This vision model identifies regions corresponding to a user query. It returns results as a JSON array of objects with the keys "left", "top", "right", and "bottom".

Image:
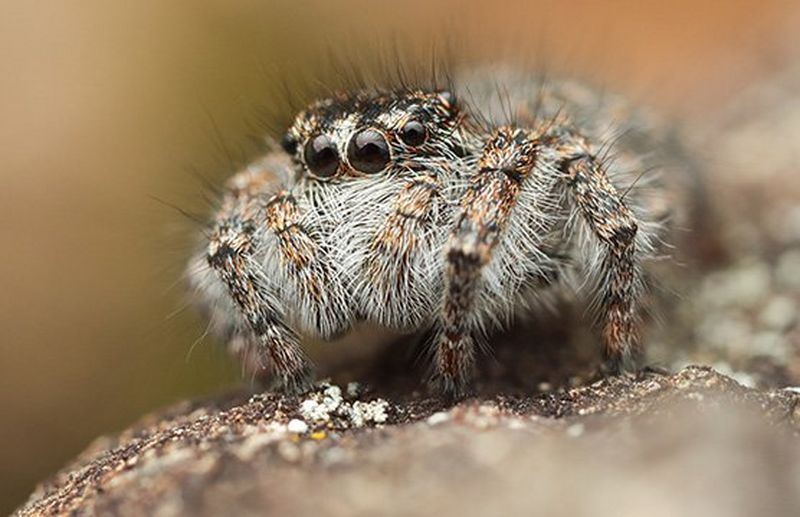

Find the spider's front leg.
[
  {"left": 206, "top": 171, "right": 313, "bottom": 394},
  {"left": 433, "top": 128, "right": 540, "bottom": 396},
  {"left": 361, "top": 172, "right": 441, "bottom": 328},
  {"left": 560, "top": 142, "right": 642, "bottom": 373}
]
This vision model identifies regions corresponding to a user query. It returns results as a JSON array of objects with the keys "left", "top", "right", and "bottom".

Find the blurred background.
[{"left": 1, "top": 0, "right": 798, "bottom": 513}]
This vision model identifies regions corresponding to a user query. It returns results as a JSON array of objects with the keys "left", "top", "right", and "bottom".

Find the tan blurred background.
[{"left": 1, "top": 0, "right": 797, "bottom": 513}]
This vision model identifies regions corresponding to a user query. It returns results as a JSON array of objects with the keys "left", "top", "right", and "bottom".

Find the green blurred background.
[{"left": 1, "top": 0, "right": 795, "bottom": 512}]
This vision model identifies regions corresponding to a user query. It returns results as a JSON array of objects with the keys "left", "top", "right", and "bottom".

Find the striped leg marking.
[
  {"left": 434, "top": 128, "right": 539, "bottom": 395},
  {"left": 564, "top": 153, "right": 641, "bottom": 371},
  {"left": 208, "top": 184, "right": 312, "bottom": 392}
]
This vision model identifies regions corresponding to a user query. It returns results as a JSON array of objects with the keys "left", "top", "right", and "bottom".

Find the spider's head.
[{"left": 280, "top": 89, "right": 467, "bottom": 181}]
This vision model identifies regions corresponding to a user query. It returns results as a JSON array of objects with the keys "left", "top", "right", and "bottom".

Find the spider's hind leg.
[{"left": 561, "top": 147, "right": 644, "bottom": 374}]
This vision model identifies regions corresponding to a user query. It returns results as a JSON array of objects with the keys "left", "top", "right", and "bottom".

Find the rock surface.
[{"left": 16, "top": 367, "right": 800, "bottom": 516}]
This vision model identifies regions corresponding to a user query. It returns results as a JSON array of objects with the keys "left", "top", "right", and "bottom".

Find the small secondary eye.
[
  {"left": 438, "top": 90, "right": 456, "bottom": 109},
  {"left": 399, "top": 119, "right": 427, "bottom": 147},
  {"left": 281, "top": 133, "right": 298, "bottom": 155},
  {"left": 347, "top": 129, "right": 390, "bottom": 174},
  {"left": 304, "top": 134, "right": 340, "bottom": 178}
]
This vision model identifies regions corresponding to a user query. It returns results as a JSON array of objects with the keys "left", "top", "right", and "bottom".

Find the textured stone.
[{"left": 15, "top": 367, "right": 800, "bottom": 517}]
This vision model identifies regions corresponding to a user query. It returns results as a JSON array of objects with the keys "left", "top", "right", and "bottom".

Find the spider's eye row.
[
  {"left": 304, "top": 134, "right": 339, "bottom": 178},
  {"left": 281, "top": 133, "right": 298, "bottom": 155},
  {"left": 347, "top": 128, "right": 390, "bottom": 174},
  {"left": 399, "top": 119, "right": 427, "bottom": 147}
]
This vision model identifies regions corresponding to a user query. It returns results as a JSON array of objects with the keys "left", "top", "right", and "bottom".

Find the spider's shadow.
[{"left": 357, "top": 303, "right": 600, "bottom": 398}]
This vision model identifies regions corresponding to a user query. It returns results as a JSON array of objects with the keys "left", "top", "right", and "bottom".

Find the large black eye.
[
  {"left": 399, "top": 119, "right": 427, "bottom": 146},
  {"left": 347, "top": 129, "right": 390, "bottom": 174},
  {"left": 304, "top": 134, "right": 339, "bottom": 178}
]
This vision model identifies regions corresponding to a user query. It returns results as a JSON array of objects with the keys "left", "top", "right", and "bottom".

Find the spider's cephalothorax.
[{"left": 189, "top": 70, "right": 669, "bottom": 396}]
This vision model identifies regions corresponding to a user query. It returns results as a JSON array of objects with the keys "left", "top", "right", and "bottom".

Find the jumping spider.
[{"left": 189, "top": 69, "right": 669, "bottom": 396}]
